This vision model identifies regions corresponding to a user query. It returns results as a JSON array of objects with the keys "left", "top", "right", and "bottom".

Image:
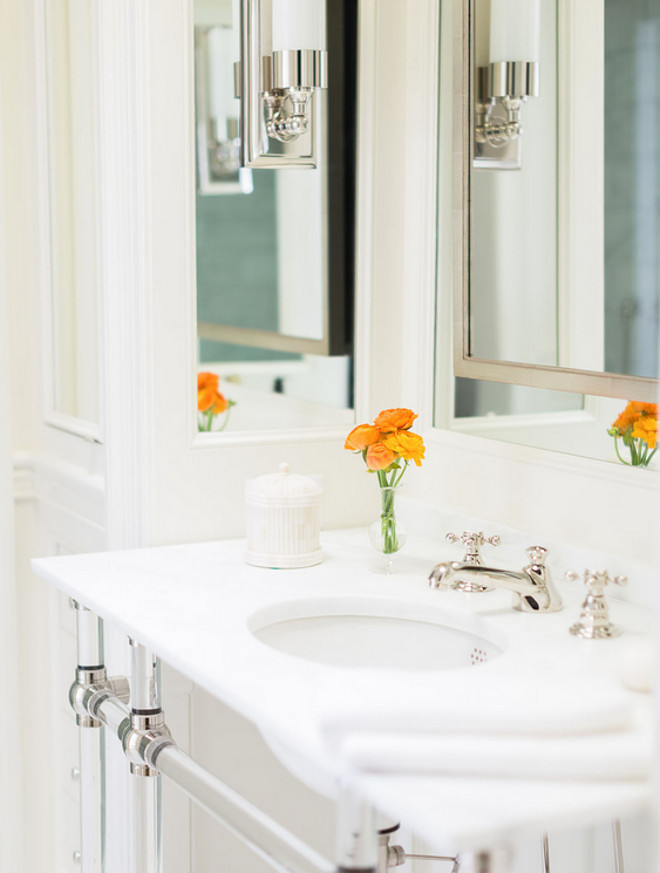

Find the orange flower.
[
  {"left": 632, "top": 416, "right": 657, "bottom": 449},
  {"left": 198, "top": 371, "right": 226, "bottom": 413},
  {"left": 631, "top": 402, "right": 657, "bottom": 416},
  {"left": 382, "top": 429, "right": 426, "bottom": 467},
  {"left": 611, "top": 401, "right": 658, "bottom": 433},
  {"left": 344, "top": 423, "right": 382, "bottom": 451},
  {"left": 198, "top": 371, "right": 219, "bottom": 392},
  {"left": 365, "top": 443, "right": 398, "bottom": 471},
  {"left": 373, "top": 408, "right": 418, "bottom": 432},
  {"left": 210, "top": 392, "right": 228, "bottom": 414}
]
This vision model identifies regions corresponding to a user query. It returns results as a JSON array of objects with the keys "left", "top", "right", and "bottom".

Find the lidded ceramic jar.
[{"left": 244, "top": 462, "right": 323, "bottom": 568}]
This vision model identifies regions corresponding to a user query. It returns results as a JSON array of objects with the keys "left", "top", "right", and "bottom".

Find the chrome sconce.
[
  {"left": 239, "top": 0, "right": 328, "bottom": 168},
  {"left": 474, "top": 0, "right": 541, "bottom": 170}
]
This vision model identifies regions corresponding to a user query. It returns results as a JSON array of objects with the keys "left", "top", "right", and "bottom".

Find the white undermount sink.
[
  {"left": 249, "top": 596, "right": 508, "bottom": 799},
  {"left": 249, "top": 597, "right": 505, "bottom": 671}
]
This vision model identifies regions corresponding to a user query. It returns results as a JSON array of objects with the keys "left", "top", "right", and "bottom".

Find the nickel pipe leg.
[
  {"left": 336, "top": 784, "right": 378, "bottom": 873},
  {"left": 612, "top": 820, "right": 624, "bottom": 873},
  {"left": 72, "top": 603, "right": 106, "bottom": 873},
  {"left": 125, "top": 640, "right": 165, "bottom": 873},
  {"left": 454, "top": 847, "right": 512, "bottom": 873},
  {"left": 541, "top": 834, "right": 550, "bottom": 872}
]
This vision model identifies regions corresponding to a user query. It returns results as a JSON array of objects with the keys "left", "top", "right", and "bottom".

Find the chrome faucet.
[{"left": 428, "top": 546, "right": 563, "bottom": 613}]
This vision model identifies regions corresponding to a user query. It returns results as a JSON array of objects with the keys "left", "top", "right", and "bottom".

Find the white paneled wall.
[{"left": 0, "top": 91, "right": 23, "bottom": 873}]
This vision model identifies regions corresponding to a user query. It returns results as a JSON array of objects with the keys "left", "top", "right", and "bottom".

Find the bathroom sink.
[{"left": 249, "top": 597, "right": 504, "bottom": 671}]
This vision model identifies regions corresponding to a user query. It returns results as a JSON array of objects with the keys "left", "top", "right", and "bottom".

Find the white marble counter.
[{"left": 33, "top": 529, "right": 654, "bottom": 851}]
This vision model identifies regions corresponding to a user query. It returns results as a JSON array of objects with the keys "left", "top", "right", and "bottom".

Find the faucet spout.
[{"left": 429, "top": 546, "right": 562, "bottom": 614}]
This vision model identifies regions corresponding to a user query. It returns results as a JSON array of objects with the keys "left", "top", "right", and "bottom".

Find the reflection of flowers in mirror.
[
  {"left": 197, "top": 371, "right": 236, "bottom": 432},
  {"left": 608, "top": 401, "right": 657, "bottom": 468}
]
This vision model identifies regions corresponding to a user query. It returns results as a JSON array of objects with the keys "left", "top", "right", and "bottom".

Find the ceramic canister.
[{"left": 244, "top": 462, "right": 323, "bottom": 568}]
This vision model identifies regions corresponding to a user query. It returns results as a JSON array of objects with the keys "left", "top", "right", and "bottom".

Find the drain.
[{"left": 470, "top": 647, "right": 488, "bottom": 665}]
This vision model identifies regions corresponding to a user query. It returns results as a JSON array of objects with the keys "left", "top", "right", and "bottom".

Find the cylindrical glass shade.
[
  {"left": 231, "top": 0, "right": 241, "bottom": 61},
  {"left": 489, "top": 0, "right": 541, "bottom": 63},
  {"left": 272, "top": 0, "right": 325, "bottom": 52},
  {"left": 208, "top": 26, "right": 237, "bottom": 138},
  {"left": 261, "top": 0, "right": 273, "bottom": 57}
]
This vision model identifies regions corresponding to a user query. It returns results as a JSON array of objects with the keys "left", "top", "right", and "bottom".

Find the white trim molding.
[{"left": 95, "top": 0, "right": 152, "bottom": 550}]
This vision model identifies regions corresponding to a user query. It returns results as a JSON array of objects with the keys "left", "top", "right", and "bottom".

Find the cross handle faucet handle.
[
  {"left": 445, "top": 530, "right": 500, "bottom": 565},
  {"left": 565, "top": 569, "right": 628, "bottom": 639},
  {"left": 565, "top": 568, "right": 628, "bottom": 597},
  {"left": 526, "top": 546, "right": 548, "bottom": 567}
]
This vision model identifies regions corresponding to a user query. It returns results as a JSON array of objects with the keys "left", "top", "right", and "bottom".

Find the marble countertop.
[{"left": 32, "top": 529, "right": 654, "bottom": 851}]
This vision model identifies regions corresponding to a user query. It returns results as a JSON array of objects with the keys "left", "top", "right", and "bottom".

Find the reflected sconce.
[
  {"left": 237, "top": 0, "right": 328, "bottom": 168},
  {"left": 474, "top": 0, "right": 541, "bottom": 169},
  {"left": 195, "top": 26, "right": 253, "bottom": 194}
]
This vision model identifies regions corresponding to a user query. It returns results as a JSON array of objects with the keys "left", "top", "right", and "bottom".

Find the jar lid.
[{"left": 245, "top": 462, "right": 322, "bottom": 501}]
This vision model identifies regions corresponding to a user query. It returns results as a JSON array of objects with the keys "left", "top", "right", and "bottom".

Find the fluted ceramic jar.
[{"left": 244, "top": 462, "right": 323, "bottom": 569}]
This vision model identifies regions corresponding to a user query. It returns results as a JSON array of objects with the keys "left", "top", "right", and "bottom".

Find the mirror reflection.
[
  {"left": 45, "top": 0, "right": 100, "bottom": 424},
  {"left": 462, "top": 0, "right": 660, "bottom": 394},
  {"left": 435, "top": 0, "right": 659, "bottom": 463},
  {"left": 194, "top": 0, "right": 355, "bottom": 431}
]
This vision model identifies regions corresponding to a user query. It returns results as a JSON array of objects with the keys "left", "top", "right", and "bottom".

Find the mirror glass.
[
  {"left": 456, "top": 0, "right": 659, "bottom": 400},
  {"left": 435, "top": 0, "right": 659, "bottom": 464},
  {"left": 194, "top": 0, "right": 355, "bottom": 432},
  {"left": 44, "top": 0, "right": 100, "bottom": 425}
]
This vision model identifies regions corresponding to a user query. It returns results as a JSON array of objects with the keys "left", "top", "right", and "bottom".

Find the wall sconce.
[
  {"left": 238, "top": 0, "right": 328, "bottom": 168},
  {"left": 474, "top": 0, "right": 541, "bottom": 170}
]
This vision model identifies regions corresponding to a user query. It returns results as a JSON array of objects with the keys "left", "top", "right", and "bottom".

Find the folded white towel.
[
  {"left": 318, "top": 673, "right": 635, "bottom": 744},
  {"left": 316, "top": 671, "right": 651, "bottom": 782},
  {"left": 337, "top": 716, "right": 652, "bottom": 782}
]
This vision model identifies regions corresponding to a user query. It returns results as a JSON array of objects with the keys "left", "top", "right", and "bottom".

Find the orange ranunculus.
[
  {"left": 611, "top": 401, "right": 658, "bottom": 433},
  {"left": 382, "top": 429, "right": 426, "bottom": 467},
  {"left": 210, "top": 391, "right": 228, "bottom": 414},
  {"left": 631, "top": 402, "right": 658, "bottom": 416},
  {"left": 611, "top": 404, "right": 636, "bottom": 433},
  {"left": 198, "top": 371, "right": 226, "bottom": 413},
  {"left": 373, "top": 408, "right": 418, "bottom": 432},
  {"left": 198, "top": 371, "right": 219, "bottom": 392},
  {"left": 632, "top": 416, "right": 657, "bottom": 449},
  {"left": 365, "top": 443, "right": 398, "bottom": 471},
  {"left": 344, "top": 423, "right": 382, "bottom": 451}
]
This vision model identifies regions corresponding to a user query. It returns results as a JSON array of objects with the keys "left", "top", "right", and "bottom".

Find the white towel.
[
  {"left": 336, "top": 715, "right": 652, "bottom": 781},
  {"left": 318, "top": 673, "right": 635, "bottom": 744},
  {"left": 315, "top": 673, "right": 650, "bottom": 781}
]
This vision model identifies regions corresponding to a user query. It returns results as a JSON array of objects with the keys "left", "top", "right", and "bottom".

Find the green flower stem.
[
  {"left": 375, "top": 461, "right": 410, "bottom": 555},
  {"left": 613, "top": 436, "right": 631, "bottom": 466},
  {"left": 612, "top": 434, "right": 656, "bottom": 468},
  {"left": 197, "top": 401, "right": 236, "bottom": 433},
  {"left": 631, "top": 439, "right": 640, "bottom": 466},
  {"left": 215, "top": 402, "right": 234, "bottom": 432},
  {"left": 379, "top": 487, "right": 398, "bottom": 555}
]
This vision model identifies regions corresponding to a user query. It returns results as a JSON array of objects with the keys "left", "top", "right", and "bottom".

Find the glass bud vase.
[{"left": 368, "top": 485, "right": 407, "bottom": 574}]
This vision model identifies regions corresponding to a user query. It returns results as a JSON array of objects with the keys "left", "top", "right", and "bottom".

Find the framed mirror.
[
  {"left": 42, "top": 0, "right": 100, "bottom": 429},
  {"left": 454, "top": 0, "right": 659, "bottom": 403},
  {"left": 195, "top": 0, "right": 356, "bottom": 359}
]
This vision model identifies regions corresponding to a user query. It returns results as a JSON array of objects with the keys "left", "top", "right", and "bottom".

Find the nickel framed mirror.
[{"left": 454, "top": 0, "right": 659, "bottom": 404}]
